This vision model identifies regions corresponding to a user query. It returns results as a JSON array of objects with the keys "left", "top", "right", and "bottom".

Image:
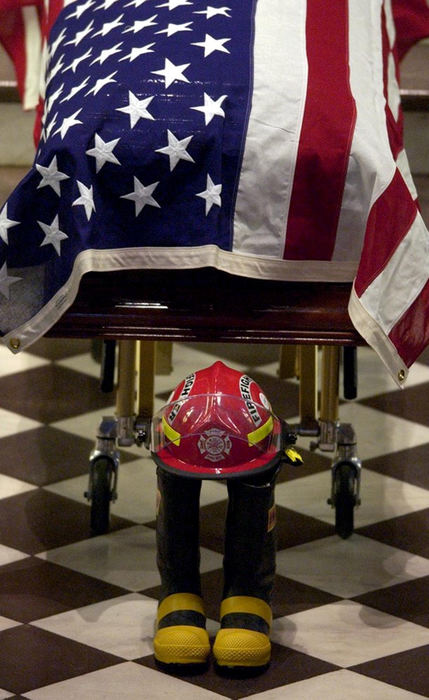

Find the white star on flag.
[
  {"left": 95, "top": 0, "right": 121, "bottom": 9},
  {"left": 125, "top": 0, "right": 153, "bottom": 6},
  {"left": 0, "top": 205, "right": 20, "bottom": 245},
  {"left": 156, "top": 22, "right": 193, "bottom": 37},
  {"left": 54, "top": 109, "right": 83, "bottom": 139},
  {"left": 44, "top": 112, "right": 58, "bottom": 141},
  {"left": 65, "top": 21, "right": 94, "bottom": 47},
  {"left": 123, "top": 15, "right": 158, "bottom": 33},
  {"left": 156, "top": 130, "right": 195, "bottom": 171},
  {"left": 38, "top": 215, "right": 69, "bottom": 255},
  {"left": 119, "top": 43, "right": 156, "bottom": 62},
  {"left": 191, "top": 34, "right": 231, "bottom": 57},
  {"left": 49, "top": 28, "right": 67, "bottom": 58},
  {"left": 86, "top": 72, "right": 118, "bottom": 96},
  {"left": 152, "top": 58, "right": 190, "bottom": 88},
  {"left": 86, "top": 133, "right": 121, "bottom": 172},
  {"left": 73, "top": 181, "right": 96, "bottom": 220},
  {"left": 91, "top": 43, "right": 123, "bottom": 65},
  {"left": 60, "top": 76, "right": 90, "bottom": 102},
  {"left": 63, "top": 48, "right": 93, "bottom": 73},
  {"left": 197, "top": 174, "right": 222, "bottom": 215},
  {"left": 67, "top": 0, "right": 95, "bottom": 20},
  {"left": 36, "top": 156, "right": 69, "bottom": 195},
  {"left": 194, "top": 6, "right": 231, "bottom": 19},
  {"left": 157, "top": 0, "right": 193, "bottom": 9},
  {"left": 0, "top": 263, "right": 21, "bottom": 300},
  {"left": 46, "top": 83, "right": 64, "bottom": 113},
  {"left": 121, "top": 177, "right": 161, "bottom": 215},
  {"left": 116, "top": 91, "right": 155, "bottom": 127},
  {"left": 190, "top": 92, "right": 227, "bottom": 125},
  {"left": 93, "top": 14, "right": 125, "bottom": 37},
  {"left": 47, "top": 55, "right": 65, "bottom": 83}
]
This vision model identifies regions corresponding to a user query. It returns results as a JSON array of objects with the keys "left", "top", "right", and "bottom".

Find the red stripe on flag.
[
  {"left": 283, "top": 0, "right": 356, "bottom": 261},
  {"left": 45, "top": 0, "right": 64, "bottom": 34},
  {"left": 389, "top": 279, "right": 429, "bottom": 367},
  {"left": 354, "top": 169, "right": 417, "bottom": 297},
  {"left": 392, "top": 0, "right": 429, "bottom": 60},
  {"left": 0, "top": 9, "right": 27, "bottom": 104}
]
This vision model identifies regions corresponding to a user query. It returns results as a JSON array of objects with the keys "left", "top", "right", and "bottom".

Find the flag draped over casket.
[{"left": 0, "top": 0, "right": 429, "bottom": 387}]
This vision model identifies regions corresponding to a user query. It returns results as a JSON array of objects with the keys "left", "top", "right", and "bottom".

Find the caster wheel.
[
  {"left": 90, "top": 456, "right": 115, "bottom": 535},
  {"left": 334, "top": 462, "right": 357, "bottom": 539}
]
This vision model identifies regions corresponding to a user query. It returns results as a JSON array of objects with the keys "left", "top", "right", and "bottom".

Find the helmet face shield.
[{"left": 151, "top": 392, "right": 283, "bottom": 479}]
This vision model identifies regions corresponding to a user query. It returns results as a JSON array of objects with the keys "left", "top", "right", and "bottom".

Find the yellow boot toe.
[
  {"left": 213, "top": 596, "right": 272, "bottom": 669},
  {"left": 153, "top": 593, "right": 210, "bottom": 666},
  {"left": 213, "top": 628, "right": 271, "bottom": 668},
  {"left": 154, "top": 625, "right": 210, "bottom": 665}
]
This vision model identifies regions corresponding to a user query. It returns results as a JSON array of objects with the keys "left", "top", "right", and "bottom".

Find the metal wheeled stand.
[
  {"left": 85, "top": 339, "right": 155, "bottom": 534},
  {"left": 86, "top": 339, "right": 361, "bottom": 539},
  {"left": 282, "top": 344, "right": 362, "bottom": 539}
]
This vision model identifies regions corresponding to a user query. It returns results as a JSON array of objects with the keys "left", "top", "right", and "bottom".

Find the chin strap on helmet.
[{"left": 280, "top": 421, "right": 304, "bottom": 467}]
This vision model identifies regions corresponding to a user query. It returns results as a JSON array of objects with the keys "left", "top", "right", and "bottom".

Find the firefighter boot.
[
  {"left": 213, "top": 470, "right": 277, "bottom": 669},
  {"left": 153, "top": 468, "right": 210, "bottom": 666}
]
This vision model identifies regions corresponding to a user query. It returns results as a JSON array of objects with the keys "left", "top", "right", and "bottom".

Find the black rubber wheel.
[
  {"left": 90, "top": 457, "right": 114, "bottom": 535},
  {"left": 334, "top": 462, "right": 356, "bottom": 539}
]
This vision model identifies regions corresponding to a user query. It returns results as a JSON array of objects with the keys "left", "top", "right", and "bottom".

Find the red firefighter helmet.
[{"left": 151, "top": 361, "right": 284, "bottom": 478}]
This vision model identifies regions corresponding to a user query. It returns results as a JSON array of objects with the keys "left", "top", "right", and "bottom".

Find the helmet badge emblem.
[{"left": 198, "top": 429, "right": 232, "bottom": 462}]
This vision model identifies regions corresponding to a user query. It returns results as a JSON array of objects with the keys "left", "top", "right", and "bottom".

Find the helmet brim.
[{"left": 152, "top": 449, "right": 283, "bottom": 479}]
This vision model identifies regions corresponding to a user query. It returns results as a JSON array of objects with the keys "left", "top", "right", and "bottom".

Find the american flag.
[{"left": 0, "top": 0, "right": 429, "bottom": 387}]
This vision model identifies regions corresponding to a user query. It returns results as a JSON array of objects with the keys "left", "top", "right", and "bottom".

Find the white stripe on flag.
[
  {"left": 385, "top": 0, "right": 400, "bottom": 122},
  {"left": 232, "top": 0, "right": 308, "bottom": 258},
  {"left": 22, "top": 6, "right": 42, "bottom": 110},
  {"left": 359, "top": 210, "right": 429, "bottom": 335},
  {"left": 384, "top": 0, "right": 396, "bottom": 49},
  {"left": 39, "top": 40, "right": 49, "bottom": 100},
  {"left": 333, "top": 0, "right": 396, "bottom": 261},
  {"left": 396, "top": 148, "right": 418, "bottom": 200}
]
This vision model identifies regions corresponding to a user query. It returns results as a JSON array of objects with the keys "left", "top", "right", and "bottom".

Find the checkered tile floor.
[{"left": 0, "top": 338, "right": 427, "bottom": 699}]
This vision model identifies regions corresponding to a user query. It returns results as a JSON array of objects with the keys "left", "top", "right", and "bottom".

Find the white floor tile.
[
  {"left": 354, "top": 347, "right": 429, "bottom": 399},
  {"left": 51, "top": 406, "right": 116, "bottom": 440},
  {"left": 33, "top": 593, "right": 158, "bottom": 660},
  {"left": 25, "top": 661, "right": 226, "bottom": 699},
  {"left": 337, "top": 403, "right": 429, "bottom": 461},
  {"left": 0, "top": 473, "right": 36, "bottom": 499},
  {"left": 275, "top": 468, "right": 429, "bottom": 527},
  {"left": 243, "top": 669, "right": 427, "bottom": 699},
  {"left": 45, "top": 456, "right": 227, "bottom": 523},
  {"left": 0, "top": 346, "right": 48, "bottom": 378},
  {"left": 0, "top": 616, "right": 20, "bottom": 633},
  {"left": 37, "top": 525, "right": 222, "bottom": 591},
  {"left": 51, "top": 408, "right": 149, "bottom": 457},
  {"left": 36, "top": 526, "right": 159, "bottom": 591},
  {"left": 272, "top": 600, "right": 429, "bottom": 667},
  {"left": 275, "top": 534, "right": 429, "bottom": 598},
  {"left": 0, "top": 543, "right": 29, "bottom": 567},
  {"left": 0, "top": 408, "right": 41, "bottom": 439},
  {"left": 45, "top": 458, "right": 157, "bottom": 524},
  {"left": 56, "top": 351, "right": 102, "bottom": 378}
]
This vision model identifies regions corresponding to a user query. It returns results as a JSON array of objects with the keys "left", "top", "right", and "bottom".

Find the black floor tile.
[
  {"left": 0, "top": 625, "right": 122, "bottom": 695},
  {"left": 0, "top": 557, "right": 129, "bottom": 623},
  {"left": 351, "top": 645, "right": 429, "bottom": 697}
]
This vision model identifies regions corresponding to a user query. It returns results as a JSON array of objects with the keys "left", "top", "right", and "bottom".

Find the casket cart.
[{"left": 43, "top": 271, "right": 362, "bottom": 539}]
